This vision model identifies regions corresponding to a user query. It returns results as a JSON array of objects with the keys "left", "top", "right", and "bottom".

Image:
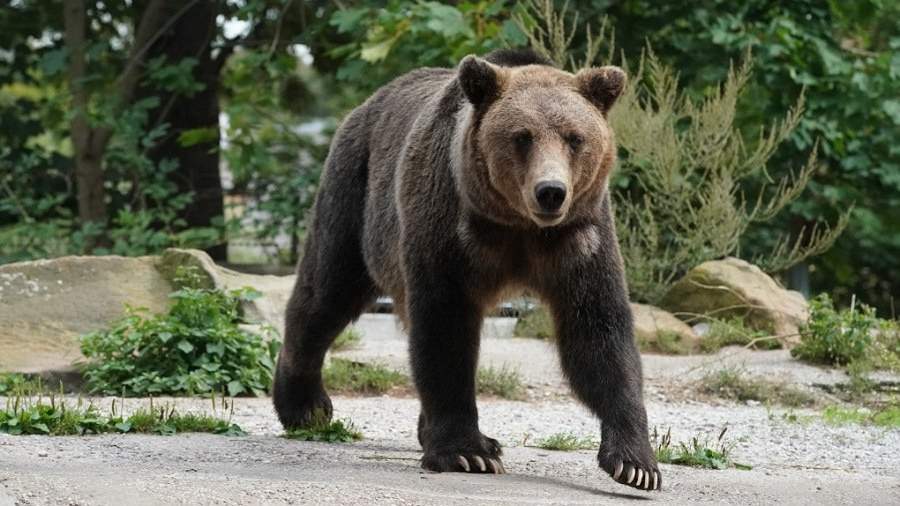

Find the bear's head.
[{"left": 453, "top": 55, "right": 626, "bottom": 229}]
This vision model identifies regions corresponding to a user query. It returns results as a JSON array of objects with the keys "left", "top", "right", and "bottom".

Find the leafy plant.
[
  {"left": 80, "top": 276, "right": 279, "bottom": 397},
  {"left": 0, "top": 394, "right": 244, "bottom": 436},
  {"left": 792, "top": 294, "right": 894, "bottom": 367},
  {"left": 322, "top": 358, "right": 408, "bottom": 395},
  {"left": 0, "top": 374, "right": 45, "bottom": 396},
  {"left": 652, "top": 427, "right": 751, "bottom": 470},
  {"left": 476, "top": 364, "right": 526, "bottom": 400},
  {"left": 536, "top": 433, "right": 596, "bottom": 451}
]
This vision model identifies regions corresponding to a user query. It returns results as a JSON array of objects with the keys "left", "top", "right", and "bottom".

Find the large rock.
[
  {"left": 631, "top": 303, "right": 700, "bottom": 354},
  {"left": 659, "top": 257, "right": 808, "bottom": 342},
  {"left": 0, "top": 249, "right": 296, "bottom": 375},
  {"left": 0, "top": 256, "right": 173, "bottom": 374}
]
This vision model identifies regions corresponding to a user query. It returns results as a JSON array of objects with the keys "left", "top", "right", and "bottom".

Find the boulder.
[
  {"left": 631, "top": 303, "right": 701, "bottom": 354},
  {"left": 0, "top": 249, "right": 296, "bottom": 375},
  {"left": 659, "top": 257, "right": 808, "bottom": 343},
  {"left": 0, "top": 256, "right": 173, "bottom": 374}
]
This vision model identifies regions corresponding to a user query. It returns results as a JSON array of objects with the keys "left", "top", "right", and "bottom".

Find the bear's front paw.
[
  {"left": 597, "top": 437, "right": 661, "bottom": 491},
  {"left": 421, "top": 433, "right": 504, "bottom": 474},
  {"left": 273, "top": 381, "right": 333, "bottom": 430}
]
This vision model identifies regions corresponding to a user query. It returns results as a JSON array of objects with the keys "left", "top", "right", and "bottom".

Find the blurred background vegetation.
[{"left": 1, "top": 0, "right": 897, "bottom": 315}]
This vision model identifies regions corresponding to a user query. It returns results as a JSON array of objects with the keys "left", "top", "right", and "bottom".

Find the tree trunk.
[
  {"left": 74, "top": 151, "right": 108, "bottom": 225},
  {"left": 143, "top": 1, "right": 227, "bottom": 261}
]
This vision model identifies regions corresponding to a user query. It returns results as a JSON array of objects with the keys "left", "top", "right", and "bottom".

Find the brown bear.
[{"left": 273, "top": 48, "right": 660, "bottom": 491}]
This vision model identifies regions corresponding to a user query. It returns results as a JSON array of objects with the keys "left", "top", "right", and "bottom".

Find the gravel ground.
[{"left": 1, "top": 394, "right": 898, "bottom": 505}]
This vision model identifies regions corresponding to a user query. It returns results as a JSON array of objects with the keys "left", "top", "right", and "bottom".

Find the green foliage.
[
  {"left": 700, "top": 317, "right": 780, "bottom": 353},
  {"left": 699, "top": 368, "right": 814, "bottom": 408},
  {"left": 581, "top": 0, "right": 900, "bottom": 313},
  {"left": 536, "top": 433, "right": 596, "bottom": 451},
  {"left": 515, "top": 1, "right": 848, "bottom": 303},
  {"left": 328, "top": 1, "right": 518, "bottom": 94},
  {"left": 322, "top": 359, "right": 407, "bottom": 395},
  {"left": 652, "top": 427, "right": 751, "bottom": 470},
  {"left": 80, "top": 273, "right": 279, "bottom": 397},
  {"left": 0, "top": 374, "right": 45, "bottom": 396},
  {"left": 792, "top": 294, "right": 880, "bottom": 366},
  {"left": 283, "top": 414, "right": 363, "bottom": 443},
  {"left": 0, "top": 395, "right": 244, "bottom": 436},
  {"left": 330, "top": 326, "right": 363, "bottom": 351},
  {"left": 476, "top": 364, "right": 526, "bottom": 400}
]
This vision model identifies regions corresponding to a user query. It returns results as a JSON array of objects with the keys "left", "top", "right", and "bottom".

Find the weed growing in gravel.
[
  {"left": 536, "top": 433, "right": 596, "bottom": 451},
  {"left": 699, "top": 368, "right": 815, "bottom": 407},
  {"left": 322, "top": 358, "right": 407, "bottom": 395},
  {"left": 699, "top": 318, "right": 780, "bottom": 352},
  {"left": 283, "top": 411, "right": 362, "bottom": 443},
  {"left": 330, "top": 327, "right": 363, "bottom": 351},
  {"left": 476, "top": 364, "right": 526, "bottom": 400},
  {"left": 0, "top": 394, "right": 245, "bottom": 436},
  {"left": 80, "top": 267, "right": 280, "bottom": 397},
  {"left": 652, "top": 427, "right": 751, "bottom": 470}
]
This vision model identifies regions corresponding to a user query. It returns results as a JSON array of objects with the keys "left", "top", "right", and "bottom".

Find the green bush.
[
  {"left": 792, "top": 294, "right": 877, "bottom": 366},
  {"left": 80, "top": 281, "right": 279, "bottom": 397}
]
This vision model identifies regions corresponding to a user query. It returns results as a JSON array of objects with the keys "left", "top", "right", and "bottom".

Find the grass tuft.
[
  {"left": 699, "top": 318, "right": 780, "bottom": 352},
  {"left": 283, "top": 412, "right": 362, "bottom": 443},
  {"left": 821, "top": 404, "right": 900, "bottom": 428},
  {"left": 322, "top": 358, "right": 407, "bottom": 395},
  {"left": 330, "top": 327, "right": 363, "bottom": 351},
  {"left": 652, "top": 427, "right": 751, "bottom": 470},
  {"left": 536, "top": 432, "right": 596, "bottom": 451},
  {"left": 476, "top": 364, "right": 526, "bottom": 400}
]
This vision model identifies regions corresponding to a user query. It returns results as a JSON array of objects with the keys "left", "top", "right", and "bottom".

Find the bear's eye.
[
  {"left": 513, "top": 131, "right": 533, "bottom": 151},
  {"left": 565, "top": 133, "right": 584, "bottom": 151}
]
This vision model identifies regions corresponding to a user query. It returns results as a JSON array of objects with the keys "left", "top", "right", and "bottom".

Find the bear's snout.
[{"left": 534, "top": 180, "right": 567, "bottom": 214}]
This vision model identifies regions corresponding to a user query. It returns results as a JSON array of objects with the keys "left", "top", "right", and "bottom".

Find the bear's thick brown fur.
[{"left": 273, "top": 49, "right": 660, "bottom": 491}]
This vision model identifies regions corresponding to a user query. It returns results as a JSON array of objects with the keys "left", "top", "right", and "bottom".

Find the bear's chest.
[{"left": 458, "top": 215, "right": 601, "bottom": 286}]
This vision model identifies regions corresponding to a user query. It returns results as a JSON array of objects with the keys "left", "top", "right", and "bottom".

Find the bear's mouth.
[{"left": 532, "top": 211, "right": 565, "bottom": 227}]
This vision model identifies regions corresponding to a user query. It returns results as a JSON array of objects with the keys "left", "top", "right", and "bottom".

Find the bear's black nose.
[{"left": 535, "top": 180, "right": 567, "bottom": 213}]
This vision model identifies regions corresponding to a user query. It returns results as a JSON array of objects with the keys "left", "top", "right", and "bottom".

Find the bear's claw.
[
  {"left": 607, "top": 460, "right": 660, "bottom": 490},
  {"left": 422, "top": 452, "right": 505, "bottom": 474}
]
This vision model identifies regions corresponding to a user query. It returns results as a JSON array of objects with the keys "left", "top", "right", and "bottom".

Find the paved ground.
[{"left": 1, "top": 314, "right": 899, "bottom": 505}]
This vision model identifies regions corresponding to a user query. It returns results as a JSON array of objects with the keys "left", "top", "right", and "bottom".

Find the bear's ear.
[
  {"left": 575, "top": 66, "right": 627, "bottom": 115},
  {"left": 458, "top": 55, "right": 505, "bottom": 108}
]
